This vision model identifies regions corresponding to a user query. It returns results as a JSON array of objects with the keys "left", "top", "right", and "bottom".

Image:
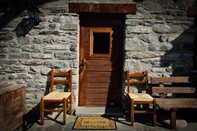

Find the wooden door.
[{"left": 79, "top": 15, "right": 123, "bottom": 106}]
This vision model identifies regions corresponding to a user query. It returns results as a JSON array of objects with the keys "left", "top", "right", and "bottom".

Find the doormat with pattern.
[{"left": 73, "top": 116, "right": 117, "bottom": 130}]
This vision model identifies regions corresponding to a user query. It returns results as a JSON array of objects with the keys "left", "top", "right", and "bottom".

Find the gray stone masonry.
[{"left": 0, "top": 0, "right": 196, "bottom": 112}]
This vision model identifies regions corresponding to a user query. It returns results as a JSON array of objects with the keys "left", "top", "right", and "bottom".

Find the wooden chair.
[
  {"left": 126, "top": 70, "right": 156, "bottom": 126},
  {"left": 40, "top": 68, "right": 72, "bottom": 125}
]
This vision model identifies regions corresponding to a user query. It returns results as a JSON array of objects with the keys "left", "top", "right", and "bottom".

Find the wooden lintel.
[
  {"left": 69, "top": 3, "right": 136, "bottom": 14},
  {"left": 187, "top": 6, "right": 197, "bottom": 16},
  {"left": 0, "top": 3, "right": 9, "bottom": 13}
]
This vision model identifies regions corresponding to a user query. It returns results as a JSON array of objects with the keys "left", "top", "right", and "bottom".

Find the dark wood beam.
[
  {"left": 69, "top": 3, "right": 136, "bottom": 14},
  {"left": 187, "top": 6, "right": 197, "bottom": 16},
  {"left": 0, "top": 3, "right": 9, "bottom": 13}
]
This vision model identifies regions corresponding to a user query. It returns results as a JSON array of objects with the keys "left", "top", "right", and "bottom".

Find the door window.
[
  {"left": 93, "top": 33, "right": 110, "bottom": 54},
  {"left": 90, "top": 28, "right": 112, "bottom": 57}
]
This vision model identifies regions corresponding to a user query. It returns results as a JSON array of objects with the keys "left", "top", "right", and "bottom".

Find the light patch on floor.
[{"left": 75, "top": 107, "right": 124, "bottom": 116}]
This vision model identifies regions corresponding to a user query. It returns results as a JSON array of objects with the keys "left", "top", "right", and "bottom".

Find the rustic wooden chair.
[
  {"left": 126, "top": 70, "right": 156, "bottom": 126},
  {"left": 40, "top": 68, "right": 72, "bottom": 125}
]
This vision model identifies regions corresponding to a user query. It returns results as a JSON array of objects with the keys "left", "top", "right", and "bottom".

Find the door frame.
[{"left": 78, "top": 14, "right": 125, "bottom": 107}]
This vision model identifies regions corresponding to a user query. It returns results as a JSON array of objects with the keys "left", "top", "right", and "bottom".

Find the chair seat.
[
  {"left": 128, "top": 93, "right": 153, "bottom": 101},
  {"left": 43, "top": 92, "right": 71, "bottom": 100}
]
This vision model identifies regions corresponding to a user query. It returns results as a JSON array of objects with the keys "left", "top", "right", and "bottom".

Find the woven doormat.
[{"left": 73, "top": 116, "right": 117, "bottom": 130}]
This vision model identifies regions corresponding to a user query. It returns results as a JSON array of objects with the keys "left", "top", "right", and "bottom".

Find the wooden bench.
[{"left": 151, "top": 76, "right": 197, "bottom": 130}]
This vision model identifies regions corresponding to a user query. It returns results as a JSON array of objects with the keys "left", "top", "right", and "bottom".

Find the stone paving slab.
[
  {"left": 76, "top": 107, "right": 124, "bottom": 116},
  {"left": 22, "top": 112, "right": 197, "bottom": 131},
  {"left": 15, "top": 107, "right": 197, "bottom": 131}
]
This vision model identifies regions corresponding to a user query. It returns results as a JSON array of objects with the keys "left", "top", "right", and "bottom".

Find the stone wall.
[
  {"left": 0, "top": 1, "right": 79, "bottom": 111},
  {"left": 124, "top": 1, "right": 196, "bottom": 76},
  {"left": 0, "top": 0, "right": 196, "bottom": 112},
  {"left": 122, "top": 0, "right": 196, "bottom": 108}
]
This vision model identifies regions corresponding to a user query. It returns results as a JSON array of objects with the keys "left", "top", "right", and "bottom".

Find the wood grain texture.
[
  {"left": 0, "top": 85, "right": 26, "bottom": 131},
  {"left": 69, "top": 3, "right": 136, "bottom": 14},
  {"left": 79, "top": 17, "right": 123, "bottom": 106},
  {"left": 156, "top": 98, "right": 197, "bottom": 108},
  {"left": 151, "top": 76, "right": 197, "bottom": 130}
]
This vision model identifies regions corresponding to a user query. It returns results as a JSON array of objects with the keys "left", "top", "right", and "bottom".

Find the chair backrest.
[
  {"left": 126, "top": 70, "right": 148, "bottom": 93},
  {"left": 50, "top": 68, "right": 72, "bottom": 92}
]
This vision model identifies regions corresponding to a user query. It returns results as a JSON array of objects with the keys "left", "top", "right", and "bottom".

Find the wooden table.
[{"left": 0, "top": 84, "right": 26, "bottom": 131}]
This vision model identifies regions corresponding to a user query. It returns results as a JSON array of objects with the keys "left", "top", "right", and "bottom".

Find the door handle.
[{"left": 80, "top": 59, "right": 87, "bottom": 70}]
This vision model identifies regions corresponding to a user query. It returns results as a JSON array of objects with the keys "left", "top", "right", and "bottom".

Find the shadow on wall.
[
  {"left": 156, "top": 24, "right": 196, "bottom": 76},
  {"left": 14, "top": 2, "right": 41, "bottom": 37},
  {"left": 0, "top": 0, "right": 50, "bottom": 35},
  {"left": 193, "top": 18, "right": 197, "bottom": 70},
  {"left": 156, "top": 1, "right": 197, "bottom": 76},
  {"left": 13, "top": 18, "right": 39, "bottom": 37}
]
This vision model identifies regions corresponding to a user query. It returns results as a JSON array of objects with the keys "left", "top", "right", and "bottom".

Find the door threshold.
[{"left": 75, "top": 107, "right": 124, "bottom": 116}]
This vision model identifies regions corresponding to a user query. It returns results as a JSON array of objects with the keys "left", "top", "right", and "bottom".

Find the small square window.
[
  {"left": 89, "top": 28, "right": 112, "bottom": 57},
  {"left": 93, "top": 33, "right": 110, "bottom": 54}
]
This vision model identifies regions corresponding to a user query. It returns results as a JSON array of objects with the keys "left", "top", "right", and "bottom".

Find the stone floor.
[
  {"left": 20, "top": 107, "right": 197, "bottom": 131},
  {"left": 75, "top": 107, "right": 125, "bottom": 116}
]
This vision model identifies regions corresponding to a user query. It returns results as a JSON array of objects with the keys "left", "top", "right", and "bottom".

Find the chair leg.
[
  {"left": 69, "top": 95, "right": 72, "bottom": 115},
  {"left": 126, "top": 95, "right": 131, "bottom": 114},
  {"left": 131, "top": 98, "right": 134, "bottom": 126},
  {"left": 63, "top": 98, "right": 67, "bottom": 125},
  {"left": 153, "top": 99, "right": 156, "bottom": 126},
  {"left": 50, "top": 103, "right": 54, "bottom": 115},
  {"left": 40, "top": 98, "right": 44, "bottom": 125}
]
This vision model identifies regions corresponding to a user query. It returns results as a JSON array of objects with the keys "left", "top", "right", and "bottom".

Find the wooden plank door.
[{"left": 79, "top": 16, "right": 123, "bottom": 106}]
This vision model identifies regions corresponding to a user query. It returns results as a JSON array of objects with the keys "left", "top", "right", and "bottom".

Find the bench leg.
[{"left": 170, "top": 108, "right": 178, "bottom": 130}]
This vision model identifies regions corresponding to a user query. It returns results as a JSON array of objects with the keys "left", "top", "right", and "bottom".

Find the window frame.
[{"left": 89, "top": 28, "right": 113, "bottom": 58}]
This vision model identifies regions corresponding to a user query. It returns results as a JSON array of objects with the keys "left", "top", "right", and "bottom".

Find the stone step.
[{"left": 75, "top": 107, "right": 124, "bottom": 116}]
